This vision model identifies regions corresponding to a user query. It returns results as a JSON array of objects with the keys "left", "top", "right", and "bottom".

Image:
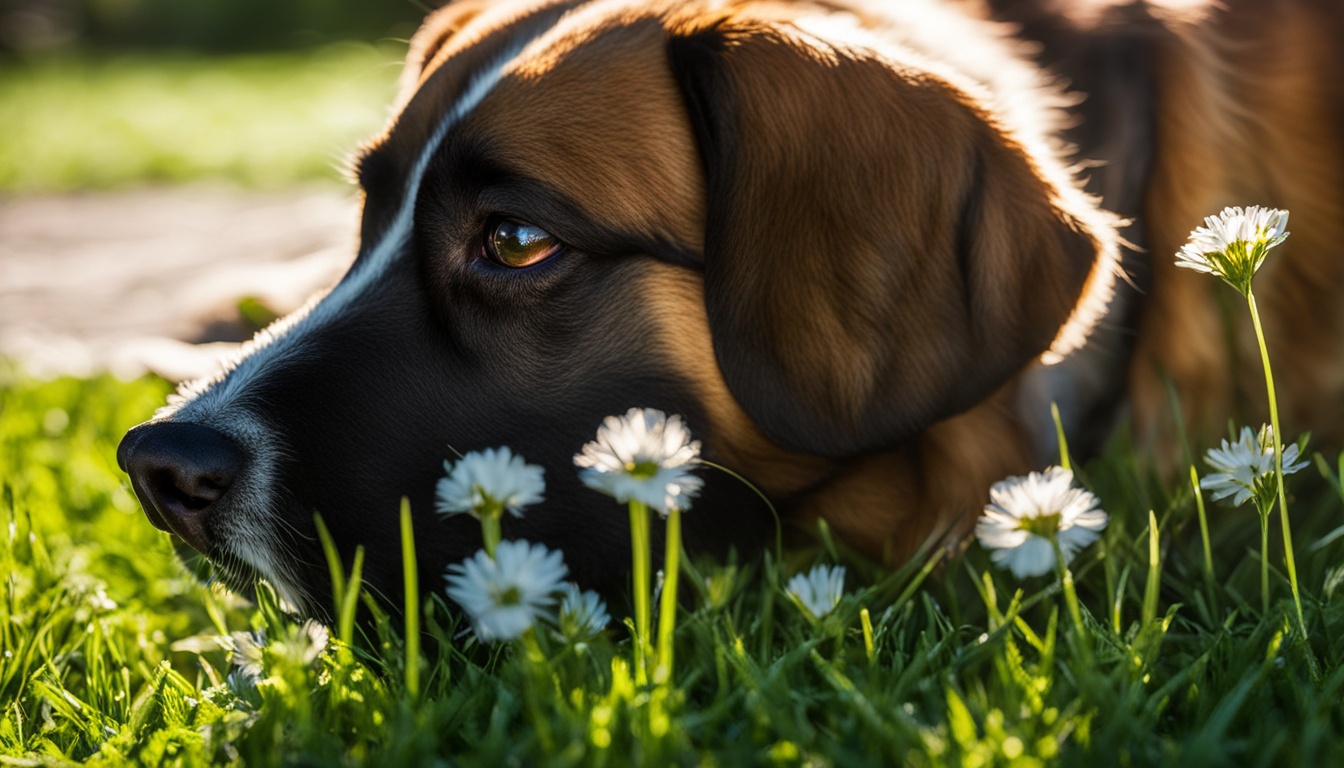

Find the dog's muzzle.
[{"left": 117, "top": 422, "right": 246, "bottom": 555}]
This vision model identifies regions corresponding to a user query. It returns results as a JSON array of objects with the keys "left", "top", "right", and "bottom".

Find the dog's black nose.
[{"left": 117, "top": 422, "right": 244, "bottom": 554}]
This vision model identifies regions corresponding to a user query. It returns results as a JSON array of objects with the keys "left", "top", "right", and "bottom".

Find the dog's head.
[{"left": 117, "top": 0, "right": 1117, "bottom": 615}]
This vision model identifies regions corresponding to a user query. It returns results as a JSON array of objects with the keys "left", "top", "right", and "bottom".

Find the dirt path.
[{"left": 1, "top": 185, "right": 359, "bottom": 381}]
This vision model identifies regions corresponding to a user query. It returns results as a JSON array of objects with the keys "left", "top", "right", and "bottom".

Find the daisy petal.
[
  {"left": 437, "top": 447, "right": 546, "bottom": 518},
  {"left": 975, "top": 467, "right": 1108, "bottom": 578},
  {"left": 574, "top": 408, "right": 703, "bottom": 515},
  {"left": 785, "top": 564, "right": 847, "bottom": 619},
  {"left": 445, "top": 539, "right": 568, "bottom": 642},
  {"left": 1173, "top": 206, "right": 1289, "bottom": 295}
]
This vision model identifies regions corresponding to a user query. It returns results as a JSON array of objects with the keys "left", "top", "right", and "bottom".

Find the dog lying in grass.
[{"left": 117, "top": 0, "right": 1344, "bottom": 616}]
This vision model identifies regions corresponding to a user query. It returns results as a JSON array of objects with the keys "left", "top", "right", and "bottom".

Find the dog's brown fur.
[
  {"left": 1124, "top": 0, "right": 1344, "bottom": 452},
  {"left": 364, "top": 0, "right": 1116, "bottom": 564},
  {"left": 358, "top": 0, "right": 1343, "bottom": 565},
  {"left": 985, "top": 0, "right": 1344, "bottom": 457}
]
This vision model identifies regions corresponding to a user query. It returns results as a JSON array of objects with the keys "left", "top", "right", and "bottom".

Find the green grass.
[
  {"left": 0, "top": 44, "right": 402, "bottom": 193},
  {"left": 3, "top": 369, "right": 1344, "bottom": 765}
]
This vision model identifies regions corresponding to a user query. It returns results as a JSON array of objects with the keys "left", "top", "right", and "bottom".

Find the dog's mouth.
[{"left": 203, "top": 550, "right": 264, "bottom": 601}]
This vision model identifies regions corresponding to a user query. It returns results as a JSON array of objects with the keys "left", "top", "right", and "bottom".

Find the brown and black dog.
[{"left": 117, "top": 0, "right": 1344, "bottom": 615}]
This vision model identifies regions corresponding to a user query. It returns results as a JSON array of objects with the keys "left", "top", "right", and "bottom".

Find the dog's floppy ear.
[
  {"left": 401, "top": 1, "right": 492, "bottom": 94},
  {"left": 667, "top": 17, "right": 1117, "bottom": 458}
]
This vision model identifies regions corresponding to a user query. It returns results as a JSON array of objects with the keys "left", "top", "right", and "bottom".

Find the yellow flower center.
[
  {"left": 1018, "top": 511, "right": 1062, "bottom": 540},
  {"left": 1207, "top": 239, "right": 1270, "bottom": 297},
  {"left": 625, "top": 460, "right": 661, "bottom": 479}
]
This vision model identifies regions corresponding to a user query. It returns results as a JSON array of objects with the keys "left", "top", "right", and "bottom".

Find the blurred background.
[
  {"left": 0, "top": 0, "right": 421, "bottom": 54},
  {"left": 0, "top": 0, "right": 429, "bottom": 379}
]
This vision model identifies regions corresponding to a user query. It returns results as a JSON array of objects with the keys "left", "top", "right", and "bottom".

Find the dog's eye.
[{"left": 485, "top": 219, "right": 562, "bottom": 268}]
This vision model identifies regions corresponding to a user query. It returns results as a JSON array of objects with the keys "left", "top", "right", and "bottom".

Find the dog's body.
[
  {"left": 117, "top": 0, "right": 1344, "bottom": 615},
  {"left": 994, "top": 0, "right": 1344, "bottom": 459}
]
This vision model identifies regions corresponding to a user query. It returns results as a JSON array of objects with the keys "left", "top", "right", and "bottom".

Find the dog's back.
[
  {"left": 1133, "top": 0, "right": 1344, "bottom": 454},
  {"left": 989, "top": 0, "right": 1344, "bottom": 460}
]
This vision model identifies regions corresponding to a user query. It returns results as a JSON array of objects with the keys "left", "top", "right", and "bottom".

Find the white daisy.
[
  {"left": 1175, "top": 206, "right": 1289, "bottom": 296},
  {"left": 444, "top": 539, "right": 568, "bottom": 642},
  {"left": 573, "top": 408, "right": 704, "bottom": 516},
  {"left": 975, "top": 467, "right": 1109, "bottom": 578},
  {"left": 554, "top": 583, "right": 611, "bottom": 641},
  {"left": 786, "top": 564, "right": 847, "bottom": 619},
  {"left": 436, "top": 447, "right": 546, "bottom": 519},
  {"left": 225, "top": 628, "right": 267, "bottom": 682},
  {"left": 1201, "top": 425, "right": 1308, "bottom": 508},
  {"left": 221, "top": 620, "right": 328, "bottom": 685},
  {"left": 280, "top": 620, "right": 329, "bottom": 666}
]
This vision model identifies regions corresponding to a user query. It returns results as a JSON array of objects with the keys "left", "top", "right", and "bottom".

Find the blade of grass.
[
  {"left": 1189, "top": 466, "right": 1219, "bottom": 617},
  {"left": 340, "top": 546, "right": 366, "bottom": 648},
  {"left": 401, "top": 496, "right": 420, "bottom": 698},
  {"left": 313, "top": 514, "right": 346, "bottom": 620},
  {"left": 1051, "top": 401, "right": 1071, "bottom": 471},
  {"left": 1143, "top": 510, "right": 1161, "bottom": 629}
]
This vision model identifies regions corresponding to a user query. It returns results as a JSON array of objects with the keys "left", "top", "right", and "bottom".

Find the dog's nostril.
[
  {"left": 147, "top": 468, "right": 220, "bottom": 511},
  {"left": 117, "top": 422, "right": 247, "bottom": 554}
]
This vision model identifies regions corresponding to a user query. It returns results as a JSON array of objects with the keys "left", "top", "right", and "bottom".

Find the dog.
[{"left": 117, "top": 0, "right": 1344, "bottom": 616}]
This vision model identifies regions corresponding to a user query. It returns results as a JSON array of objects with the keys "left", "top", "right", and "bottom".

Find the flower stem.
[
  {"left": 520, "top": 629, "right": 555, "bottom": 753},
  {"left": 1052, "top": 538, "right": 1091, "bottom": 665},
  {"left": 1258, "top": 504, "right": 1270, "bottom": 616},
  {"left": 480, "top": 507, "right": 501, "bottom": 559},
  {"left": 1246, "top": 290, "right": 1306, "bottom": 635},
  {"left": 654, "top": 506, "right": 682, "bottom": 685},
  {"left": 628, "top": 500, "right": 652, "bottom": 685}
]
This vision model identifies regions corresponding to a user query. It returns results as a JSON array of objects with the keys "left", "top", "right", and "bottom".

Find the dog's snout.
[{"left": 117, "top": 422, "right": 245, "bottom": 554}]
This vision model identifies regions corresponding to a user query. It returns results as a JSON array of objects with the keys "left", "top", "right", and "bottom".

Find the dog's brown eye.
[{"left": 485, "top": 219, "right": 562, "bottom": 268}]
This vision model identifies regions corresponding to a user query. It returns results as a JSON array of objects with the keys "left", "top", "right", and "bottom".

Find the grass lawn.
[
  {"left": 3, "top": 368, "right": 1344, "bottom": 765},
  {"left": 0, "top": 44, "right": 402, "bottom": 192}
]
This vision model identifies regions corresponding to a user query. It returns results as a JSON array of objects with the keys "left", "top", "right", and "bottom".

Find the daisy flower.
[
  {"left": 222, "top": 620, "right": 329, "bottom": 686},
  {"left": 289, "top": 621, "right": 330, "bottom": 665},
  {"left": 1175, "top": 206, "right": 1289, "bottom": 296},
  {"left": 444, "top": 539, "right": 568, "bottom": 642},
  {"left": 224, "top": 628, "right": 267, "bottom": 683},
  {"left": 975, "top": 467, "right": 1109, "bottom": 578},
  {"left": 272, "top": 620, "right": 329, "bottom": 669},
  {"left": 436, "top": 447, "right": 545, "bottom": 519},
  {"left": 573, "top": 407, "right": 703, "bottom": 516},
  {"left": 1175, "top": 204, "right": 1306, "bottom": 635},
  {"left": 554, "top": 583, "right": 611, "bottom": 641},
  {"left": 786, "top": 564, "right": 847, "bottom": 620},
  {"left": 1201, "top": 425, "right": 1308, "bottom": 508}
]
